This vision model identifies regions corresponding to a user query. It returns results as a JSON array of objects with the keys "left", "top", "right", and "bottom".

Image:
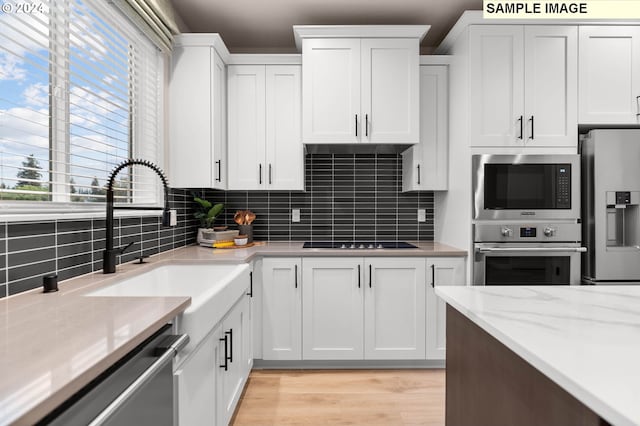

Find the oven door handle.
[
  {"left": 87, "top": 334, "right": 189, "bottom": 426},
  {"left": 477, "top": 247, "right": 587, "bottom": 253}
]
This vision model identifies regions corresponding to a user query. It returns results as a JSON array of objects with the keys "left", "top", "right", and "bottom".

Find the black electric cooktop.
[{"left": 302, "top": 241, "right": 419, "bottom": 249}]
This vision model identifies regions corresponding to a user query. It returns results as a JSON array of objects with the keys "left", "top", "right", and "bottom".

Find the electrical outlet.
[
  {"left": 292, "top": 208, "right": 301, "bottom": 223},
  {"left": 417, "top": 209, "right": 426, "bottom": 223}
]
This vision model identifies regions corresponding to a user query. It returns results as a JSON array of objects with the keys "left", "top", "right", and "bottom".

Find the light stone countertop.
[
  {"left": 436, "top": 285, "right": 640, "bottom": 426},
  {"left": 0, "top": 240, "right": 466, "bottom": 425}
]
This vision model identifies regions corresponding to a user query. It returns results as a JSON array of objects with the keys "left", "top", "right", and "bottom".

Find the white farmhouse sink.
[{"left": 87, "top": 263, "right": 250, "bottom": 357}]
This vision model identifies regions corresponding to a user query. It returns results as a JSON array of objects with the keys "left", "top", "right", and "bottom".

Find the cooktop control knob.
[
  {"left": 358, "top": 244, "right": 365, "bottom": 249},
  {"left": 349, "top": 244, "right": 356, "bottom": 249},
  {"left": 377, "top": 244, "right": 384, "bottom": 249},
  {"left": 544, "top": 227, "right": 555, "bottom": 237},
  {"left": 368, "top": 244, "right": 375, "bottom": 249},
  {"left": 501, "top": 227, "right": 513, "bottom": 237},
  {"left": 340, "top": 244, "right": 347, "bottom": 249}
]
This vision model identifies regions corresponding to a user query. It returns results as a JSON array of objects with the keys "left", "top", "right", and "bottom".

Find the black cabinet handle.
[
  {"left": 226, "top": 329, "right": 233, "bottom": 363},
  {"left": 294, "top": 264, "right": 298, "bottom": 289},
  {"left": 269, "top": 164, "right": 272, "bottom": 185},
  {"left": 215, "top": 160, "right": 222, "bottom": 182},
  {"left": 430, "top": 264, "right": 435, "bottom": 288},
  {"left": 636, "top": 95, "right": 640, "bottom": 114},
  {"left": 355, "top": 114, "right": 358, "bottom": 137},
  {"left": 529, "top": 116, "right": 534, "bottom": 140},
  {"left": 417, "top": 164, "right": 421, "bottom": 185},
  {"left": 517, "top": 115, "right": 523, "bottom": 140},
  {"left": 369, "top": 264, "right": 372, "bottom": 288},
  {"left": 219, "top": 335, "right": 228, "bottom": 371},
  {"left": 259, "top": 164, "right": 262, "bottom": 185},
  {"left": 247, "top": 271, "right": 253, "bottom": 297},
  {"left": 357, "top": 264, "right": 361, "bottom": 288},
  {"left": 365, "top": 114, "right": 368, "bottom": 137}
]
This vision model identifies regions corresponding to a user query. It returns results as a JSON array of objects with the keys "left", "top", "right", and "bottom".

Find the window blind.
[{"left": 0, "top": 0, "right": 163, "bottom": 208}]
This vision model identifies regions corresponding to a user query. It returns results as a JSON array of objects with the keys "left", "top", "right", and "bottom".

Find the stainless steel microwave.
[{"left": 472, "top": 154, "right": 580, "bottom": 221}]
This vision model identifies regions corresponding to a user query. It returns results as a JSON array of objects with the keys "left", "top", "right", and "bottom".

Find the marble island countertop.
[
  {"left": 1, "top": 240, "right": 465, "bottom": 425},
  {"left": 436, "top": 285, "right": 640, "bottom": 426}
]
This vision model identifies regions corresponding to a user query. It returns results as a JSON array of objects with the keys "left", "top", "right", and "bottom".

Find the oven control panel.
[{"left": 475, "top": 223, "right": 581, "bottom": 243}]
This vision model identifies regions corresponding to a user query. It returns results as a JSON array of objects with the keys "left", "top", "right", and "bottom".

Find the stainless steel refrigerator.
[{"left": 581, "top": 129, "right": 640, "bottom": 284}]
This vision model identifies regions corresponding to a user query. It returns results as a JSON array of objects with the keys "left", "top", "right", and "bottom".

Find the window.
[{"left": 0, "top": 0, "right": 163, "bottom": 208}]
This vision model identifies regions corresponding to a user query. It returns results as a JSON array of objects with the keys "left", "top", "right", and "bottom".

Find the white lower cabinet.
[
  {"left": 175, "top": 326, "right": 221, "bottom": 426},
  {"left": 302, "top": 258, "right": 364, "bottom": 360},
  {"left": 425, "top": 257, "right": 466, "bottom": 360},
  {"left": 364, "top": 258, "right": 426, "bottom": 359},
  {"left": 175, "top": 288, "right": 252, "bottom": 425},
  {"left": 262, "top": 258, "right": 302, "bottom": 360},
  {"left": 217, "top": 294, "right": 252, "bottom": 426},
  {"left": 300, "top": 257, "right": 430, "bottom": 361}
]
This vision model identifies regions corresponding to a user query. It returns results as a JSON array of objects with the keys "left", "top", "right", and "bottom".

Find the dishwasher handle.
[
  {"left": 477, "top": 247, "right": 587, "bottom": 253},
  {"left": 88, "top": 334, "right": 189, "bottom": 426}
]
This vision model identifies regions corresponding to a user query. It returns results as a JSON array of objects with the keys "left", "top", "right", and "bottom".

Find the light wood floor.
[{"left": 231, "top": 369, "right": 445, "bottom": 425}]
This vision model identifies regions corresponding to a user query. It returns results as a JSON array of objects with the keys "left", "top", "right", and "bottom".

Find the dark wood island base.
[{"left": 445, "top": 305, "right": 610, "bottom": 426}]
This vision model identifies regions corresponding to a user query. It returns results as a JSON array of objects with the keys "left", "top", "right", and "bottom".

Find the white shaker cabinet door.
[
  {"left": 426, "top": 257, "right": 466, "bottom": 360},
  {"left": 579, "top": 26, "right": 640, "bottom": 124},
  {"left": 402, "top": 65, "right": 448, "bottom": 191},
  {"left": 302, "top": 39, "right": 361, "bottom": 143},
  {"left": 265, "top": 66, "right": 304, "bottom": 190},
  {"left": 262, "top": 258, "right": 302, "bottom": 360},
  {"left": 524, "top": 26, "right": 577, "bottom": 147},
  {"left": 228, "top": 65, "right": 266, "bottom": 190},
  {"left": 364, "top": 258, "right": 426, "bottom": 360},
  {"left": 469, "top": 26, "right": 525, "bottom": 147},
  {"left": 175, "top": 326, "right": 220, "bottom": 426},
  {"left": 361, "top": 38, "right": 419, "bottom": 144},
  {"left": 211, "top": 50, "right": 227, "bottom": 188},
  {"left": 302, "top": 258, "right": 364, "bottom": 360},
  {"left": 169, "top": 45, "right": 213, "bottom": 188}
]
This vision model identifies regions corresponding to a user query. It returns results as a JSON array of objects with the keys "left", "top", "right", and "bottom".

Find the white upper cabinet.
[
  {"left": 169, "top": 36, "right": 227, "bottom": 188},
  {"left": 228, "top": 64, "right": 304, "bottom": 190},
  {"left": 361, "top": 39, "right": 420, "bottom": 143},
  {"left": 228, "top": 65, "right": 266, "bottom": 190},
  {"left": 402, "top": 64, "right": 448, "bottom": 191},
  {"left": 579, "top": 26, "right": 640, "bottom": 124},
  {"left": 469, "top": 25, "right": 577, "bottom": 148},
  {"left": 300, "top": 32, "right": 423, "bottom": 144},
  {"left": 302, "top": 39, "right": 361, "bottom": 143}
]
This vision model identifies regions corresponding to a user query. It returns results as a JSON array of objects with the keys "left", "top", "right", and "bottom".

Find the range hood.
[{"left": 304, "top": 143, "right": 414, "bottom": 155}]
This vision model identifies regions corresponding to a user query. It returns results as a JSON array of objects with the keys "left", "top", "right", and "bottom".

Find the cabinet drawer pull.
[
  {"left": 529, "top": 116, "right": 534, "bottom": 140},
  {"left": 247, "top": 271, "right": 253, "bottom": 297},
  {"left": 369, "top": 264, "right": 372, "bottom": 288},
  {"left": 417, "top": 164, "right": 421, "bottom": 185},
  {"left": 219, "top": 335, "right": 228, "bottom": 371},
  {"left": 365, "top": 114, "right": 369, "bottom": 137},
  {"left": 357, "top": 264, "right": 361, "bottom": 288},
  {"left": 431, "top": 264, "right": 435, "bottom": 288},
  {"left": 259, "top": 164, "right": 262, "bottom": 185},
  {"left": 226, "top": 329, "right": 233, "bottom": 363},
  {"left": 294, "top": 264, "right": 298, "bottom": 289},
  {"left": 269, "top": 164, "right": 272, "bottom": 185},
  {"left": 355, "top": 114, "right": 358, "bottom": 137},
  {"left": 517, "top": 115, "right": 523, "bottom": 140},
  {"left": 215, "top": 160, "right": 222, "bottom": 182}
]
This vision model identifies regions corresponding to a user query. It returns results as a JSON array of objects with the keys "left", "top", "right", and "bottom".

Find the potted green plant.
[{"left": 193, "top": 196, "right": 224, "bottom": 243}]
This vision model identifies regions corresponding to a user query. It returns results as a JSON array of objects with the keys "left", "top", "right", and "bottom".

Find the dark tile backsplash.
[
  {"left": 0, "top": 154, "right": 434, "bottom": 298},
  {"left": 0, "top": 188, "right": 199, "bottom": 298},
  {"left": 201, "top": 154, "right": 434, "bottom": 242}
]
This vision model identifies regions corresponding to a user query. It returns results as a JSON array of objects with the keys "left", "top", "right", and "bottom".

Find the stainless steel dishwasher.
[{"left": 41, "top": 324, "right": 188, "bottom": 426}]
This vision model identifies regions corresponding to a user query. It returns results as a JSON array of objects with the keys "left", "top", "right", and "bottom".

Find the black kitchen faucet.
[{"left": 103, "top": 159, "right": 176, "bottom": 274}]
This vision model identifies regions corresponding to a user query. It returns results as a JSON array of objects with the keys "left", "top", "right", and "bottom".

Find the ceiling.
[{"left": 170, "top": 0, "right": 482, "bottom": 54}]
